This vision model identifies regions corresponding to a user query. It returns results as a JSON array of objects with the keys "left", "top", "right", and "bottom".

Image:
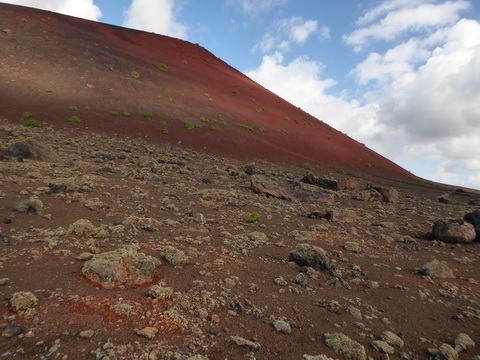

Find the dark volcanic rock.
[
  {"left": 2, "top": 324, "right": 23, "bottom": 338},
  {"left": 301, "top": 173, "right": 340, "bottom": 191},
  {"left": 2, "top": 140, "right": 58, "bottom": 161},
  {"left": 432, "top": 219, "right": 476, "bottom": 243},
  {"left": 464, "top": 210, "right": 480, "bottom": 240},
  {"left": 289, "top": 243, "right": 336, "bottom": 273}
]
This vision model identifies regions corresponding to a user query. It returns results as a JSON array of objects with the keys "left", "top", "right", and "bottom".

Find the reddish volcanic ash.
[{"left": 0, "top": 3, "right": 411, "bottom": 180}]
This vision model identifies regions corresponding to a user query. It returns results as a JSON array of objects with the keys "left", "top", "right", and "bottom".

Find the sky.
[{"left": 2, "top": 0, "right": 480, "bottom": 189}]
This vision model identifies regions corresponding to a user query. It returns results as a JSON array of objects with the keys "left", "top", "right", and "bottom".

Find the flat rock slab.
[
  {"left": 82, "top": 248, "right": 156, "bottom": 288},
  {"left": 251, "top": 174, "right": 334, "bottom": 203}
]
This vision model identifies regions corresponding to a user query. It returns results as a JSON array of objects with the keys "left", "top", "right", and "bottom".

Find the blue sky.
[{"left": 3, "top": 0, "right": 480, "bottom": 189}]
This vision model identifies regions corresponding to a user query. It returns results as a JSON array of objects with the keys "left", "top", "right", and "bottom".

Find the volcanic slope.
[{"left": 0, "top": 2, "right": 412, "bottom": 181}]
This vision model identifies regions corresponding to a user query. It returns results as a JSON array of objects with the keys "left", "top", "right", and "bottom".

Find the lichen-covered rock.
[
  {"left": 421, "top": 259, "right": 454, "bottom": 279},
  {"left": 289, "top": 243, "right": 336, "bottom": 273},
  {"left": 433, "top": 220, "right": 476, "bottom": 243},
  {"left": 303, "top": 355, "right": 336, "bottom": 360},
  {"left": 370, "top": 340, "right": 395, "bottom": 354},
  {"left": 3, "top": 140, "right": 58, "bottom": 161},
  {"left": 14, "top": 196, "right": 43, "bottom": 215},
  {"left": 10, "top": 291, "right": 38, "bottom": 312},
  {"left": 343, "top": 241, "right": 361, "bottom": 253},
  {"left": 148, "top": 285, "right": 173, "bottom": 299},
  {"left": 82, "top": 248, "right": 156, "bottom": 288},
  {"left": 324, "top": 333, "right": 366, "bottom": 360},
  {"left": 454, "top": 333, "right": 475, "bottom": 352},
  {"left": 136, "top": 327, "right": 158, "bottom": 340},
  {"left": 428, "top": 343, "right": 458, "bottom": 360},
  {"left": 346, "top": 306, "right": 362, "bottom": 319},
  {"left": 381, "top": 331, "right": 404, "bottom": 348},
  {"left": 326, "top": 209, "right": 358, "bottom": 223},
  {"left": 164, "top": 246, "right": 190, "bottom": 265},
  {"left": 68, "top": 219, "right": 109, "bottom": 238},
  {"left": 230, "top": 335, "right": 261, "bottom": 350},
  {"left": 273, "top": 320, "right": 291, "bottom": 334}
]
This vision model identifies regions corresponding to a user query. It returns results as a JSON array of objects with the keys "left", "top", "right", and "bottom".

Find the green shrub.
[
  {"left": 166, "top": 97, "right": 173, "bottom": 103},
  {"left": 111, "top": 111, "right": 119, "bottom": 116},
  {"left": 182, "top": 60, "right": 188, "bottom": 65},
  {"left": 283, "top": 117, "right": 290, "bottom": 122},
  {"left": 122, "top": 111, "right": 130, "bottom": 117},
  {"left": 99, "top": 140, "right": 109, "bottom": 145},
  {"left": 453, "top": 206, "right": 466, "bottom": 212},
  {"left": 366, "top": 163, "right": 374, "bottom": 168},
  {"left": 397, "top": 194, "right": 406, "bottom": 201},
  {"left": 234, "top": 123, "right": 254, "bottom": 131},
  {"left": 144, "top": 113, "right": 153, "bottom": 120},
  {"left": 209, "top": 126, "right": 216, "bottom": 131},
  {"left": 232, "top": 89, "right": 238, "bottom": 94},
  {"left": 301, "top": 162, "right": 314, "bottom": 171},
  {"left": 23, "top": 119, "right": 41, "bottom": 128},
  {"left": 294, "top": 119, "right": 300, "bottom": 124},
  {"left": 199, "top": 116, "right": 209, "bottom": 123},
  {"left": 259, "top": 127, "right": 266, "bottom": 132},
  {"left": 159, "top": 121, "right": 167, "bottom": 126},
  {"left": 183, "top": 121, "right": 202, "bottom": 130},
  {"left": 46, "top": 88, "right": 53, "bottom": 93},
  {"left": 256, "top": 108, "right": 265, "bottom": 113},
  {"left": 157, "top": 64, "right": 168, "bottom": 71},
  {"left": 83, "top": 106, "right": 91, "bottom": 111},
  {"left": 130, "top": 71, "right": 140, "bottom": 78},
  {"left": 8, "top": 37, "right": 17, "bottom": 42},
  {"left": 68, "top": 106, "right": 78, "bottom": 111},
  {"left": 100, "top": 191, "right": 111, "bottom": 197},
  {"left": 22, "top": 112, "right": 33, "bottom": 118},
  {"left": 337, "top": 169, "right": 348, "bottom": 175},
  {"left": 68, "top": 116, "right": 81, "bottom": 123},
  {"left": 162, "top": 129, "right": 169, "bottom": 135},
  {"left": 246, "top": 212, "right": 261, "bottom": 223}
]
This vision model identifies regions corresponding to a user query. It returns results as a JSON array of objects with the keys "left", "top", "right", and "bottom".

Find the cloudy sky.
[{"left": 2, "top": 0, "right": 480, "bottom": 189}]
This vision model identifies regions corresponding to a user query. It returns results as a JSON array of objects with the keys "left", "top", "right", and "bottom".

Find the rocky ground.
[{"left": 0, "top": 119, "right": 479, "bottom": 360}]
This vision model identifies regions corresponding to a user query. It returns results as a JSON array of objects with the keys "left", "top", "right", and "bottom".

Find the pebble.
[{"left": 2, "top": 324, "right": 23, "bottom": 338}]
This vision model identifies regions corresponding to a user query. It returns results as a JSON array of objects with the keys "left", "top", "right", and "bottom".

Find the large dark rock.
[
  {"left": 301, "top": 173, "right": 340, "bottom": 191},
  {"left": 2, "top": 140, "right": 58, "bottom": 161},
  {"left": 289, "top": 243, "right": 336, "bottom": 273},
  {"left": 464, "top": 210, "right": 480, "bottom": 241},
  {"left": 432, "top": 219, "right": 476, "bottom": 243},
  {"left": 367, "top": 185, "right": 398, "bottom": 203},
  {"left": 251, "top": 174, "right": 334, "bottom": 203}
]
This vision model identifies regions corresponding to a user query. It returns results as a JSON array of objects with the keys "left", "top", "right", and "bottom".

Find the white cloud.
[
  {"left": 253, "top": 16, "right": 320, "bottom": 54},
  {"left": 1, "top": 0, "right": 101, "bottom": 21},
  {"left": 226, "top": 0, "right": 288, "bottom": 15},
  {"left": 123, "top": 0, "right": 187, "bottom": 39},
  {"left": 344, "top": 0, "right": 470, "bottom": 51}
]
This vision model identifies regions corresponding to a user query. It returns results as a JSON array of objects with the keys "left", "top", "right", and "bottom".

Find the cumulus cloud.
[
  {"left": 253, "top": 16, "right": 320, "bottom": 54},
  {"left": 344, "top": 0, "right": 470, "bottom": 51},
  {"left": 123, "top": 0, "right": 187, "bottom": 39},
  {"left": 1, "top": 0, "right": 102, "bottom": 21},
  {"left": 226, "top": 0, "right": 288, "bottom": 15}
]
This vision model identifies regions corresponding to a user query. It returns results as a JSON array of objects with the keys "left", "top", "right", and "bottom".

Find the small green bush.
[
  {"left": 159, "top": 121, "right": 167, "bottom": 126},
  {"left": 68, "top": 106, "right": 78, "bottom": 111},
  {"left": 283, "top": 117, "right": 290, "bottom": 122},
  {"left": 301, "top": 162, "right": 314, "bottom": 171},
  {"left": 209, "top": 126, "right": 216, "bottom": 131},
  {"left": 294, "top": 119, "right": 300, "bottom": 124},
  {"left": 162, "top": 129, "right": 169, "bottom": 135},
  {"left": 23, "top": 119, "right": 41, "bottom": 128},
  {"left": 157, "top": 64, "right": 168, "bottom": 71},
  {"left": 8, "top": 37, "right": 17, "bottom": 42},
  {"left": 337, "top": 169, "right": 348, "bottom": 175},
  {"left": 144, "top": 113, "right": 153, "bottom": 120},
  {"left": 183, "top": 121, "right": 202, "bottom": 130},
  {"left": 182, "top": 60, "right": 188, "bottom": 65},
  {"left": 166, "top": 97, "right": 173, "bottom": 103},
  {"left": 100, "top": 191, "right": 111, "bottom": 197},
  {"left": 46, "top": 88, "right": 53, "bottom": 93},
  {"left": 453, "top": 206, "right": 466, "bottom": 212},
  {"left": 68, "top": 116, "right": 81, "bottom": 123},
  {"left": 22, "top": 112, "right": 33, "bottom": 118},
  {"left": 130, "top": 71, "right": 140, "bottom": 78},
  {"left": 199, "top": 116, "right": 209, "bottom": 123},
  {"left": 256, "top": 108, "right": 265, "bottom": 113},
  {"left": 234, "top": 123, "right": 254, "bottom": 131},
  {"left": 397, "top": 194, "right": 406, "bottom": 201},
  {"left": 122, "top": 111, "right": 131, "bottom": 117},
  {"left": 246, "top": 212, "right": 261, "bottom": 223},
  {"left": 99, "top": 140, "right": 109, "bottom": 145},
  {"left": 83, "top": 106, "right": 91, "bottom": 111},
  {"left": 259, "top": 127, "right": 266, "bottom": 132},
  {"left": 111, "top": 111, "right": 119, "bottom": 116},
  {"left": 232, "top": 89, "right": 238, "bottom": 94}
]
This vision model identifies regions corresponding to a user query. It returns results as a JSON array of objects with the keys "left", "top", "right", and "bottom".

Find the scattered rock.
[
  {"left": 164, "top": 246, "right": 190, "bottom": 265},
  {"left": 420, "top": 259, "right": 454, "bottom": 279},
  {"left": 432, "top": 220, "right": 476, "bottom": 243},
  {"left": 346, "top": 306, "right": 362, "bottom": 320},
  {"left": 136, "top": 327, "right": 158, "bottom": 340},
  {"left": 324, "top": 333, "right": 366, "bottom": 360},
  {"left": 303, "top": 355, "right": 336, "bottom": 360},
  {"left": 454, "top": 333, "right": 475, "bottom": 352},
  {"left": 230, "top": 335, "right": 261, "bottom": 350},
  {"left": 68, "top": 219, "right": 109, "bottom": 238},
  {"left": 371, "top": 340, "right": 395, "bottom": 354},
  {"left": 381, "top": 331, "right": 404, "bottom": 348},
  {"left": 2, "top": 324, "right": 22, "bottom": 338},
  {"left": 273, "top": 320, "right": 292, "bottom": 334},
  {"left": 82, "top": 248, "right": 156, "bottom": 288},
  {"left": 148, "top": 285, "right": 173, "bottom": 299},
  {"left": 10, "top": 291, "right": 38, "bottom": 312},
  {"left": 369, "top": 186, "right": 398, "bottom": 203},
  {"left": 78, "top": 330, "right": 95, "bottom": 339},
  {"left": 289, "top": 243, "right": 336, "bottom": 273},
  {"left": 326, "top": 209, "right": 358, "bottom": 223},
  {"left": 301, "top": 173, "right": 340, "bottom": 191},
  {"left": 428, "top": 343, "right": 458, "bottom": 360},
  {"left": 343, "top": 241, "right": 361, "bottom": 253},
  {"left": 0, "top": 278, "right": 10, "bottom": 286}
]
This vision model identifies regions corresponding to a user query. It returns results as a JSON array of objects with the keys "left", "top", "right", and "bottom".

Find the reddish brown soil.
[{"left": 0, "top": 4, "right": 479, "bottom": 360}]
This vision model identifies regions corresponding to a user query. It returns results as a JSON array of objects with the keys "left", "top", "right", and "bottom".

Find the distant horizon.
[{"left": 2, "top": 0, "right": 480, "bottom": 190}]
